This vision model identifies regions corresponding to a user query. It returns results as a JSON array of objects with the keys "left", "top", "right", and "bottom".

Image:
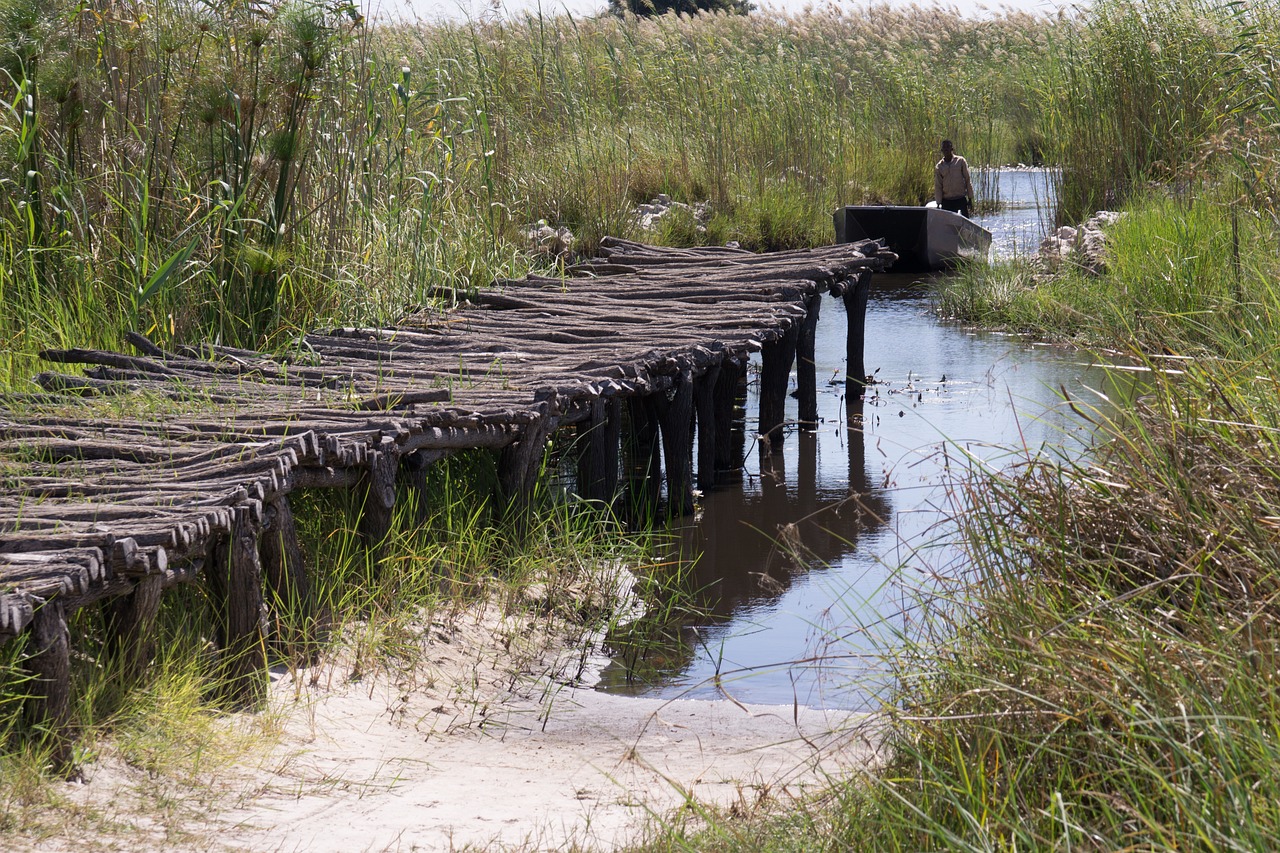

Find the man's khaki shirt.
[{"left": 935, "top": 155, "right": 974, "bottom": 202}]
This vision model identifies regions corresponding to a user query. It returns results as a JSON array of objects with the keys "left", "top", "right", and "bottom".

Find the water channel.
[{"left": 594, "top": 169, "right": 1142, "bottom": 710}]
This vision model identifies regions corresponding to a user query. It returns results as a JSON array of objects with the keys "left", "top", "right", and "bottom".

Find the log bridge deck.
[{"left": 0, "top": 236, "right": 893, "bottom": 762}]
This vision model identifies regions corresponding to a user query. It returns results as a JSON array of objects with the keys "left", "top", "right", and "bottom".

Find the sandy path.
[
  {"left": 36, "top": 603, "right": 878, "bottom": 853},
  {"left": 214, "top": 606, "right": 878, "bottom": 852},
  {"left": 224, "top": 683, "right": 870, "bottom": 851}
]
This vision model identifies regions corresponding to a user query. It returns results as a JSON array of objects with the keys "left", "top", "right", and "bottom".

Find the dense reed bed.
[{"left": 0, "top": 0, "right": 1057, "bottom": 378}]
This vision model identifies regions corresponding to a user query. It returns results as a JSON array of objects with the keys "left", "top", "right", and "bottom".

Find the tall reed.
[
  {"left": 1, "top": 1, "right": 1060, "bottom": 381},
  {"left": 1040, "top": 0, "right": 1254, "bottom": 222}
]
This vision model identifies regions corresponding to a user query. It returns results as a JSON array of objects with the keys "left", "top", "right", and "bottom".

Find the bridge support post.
[
  {"left": 207, "top": 507, "right": 267, "bottom": 707},
  {"left": 261, "top": 495, "right": 316, "bottom": 661},
  {"left": 846, "top": 393, "right": 870, "bottom": 504},
  {"left": 653, "top": 368, "right": 695, "bottom": 516},
  {"left": 624, "top": 396, "right": 663, "bottom": 521},
  {"left": 712, "top": 358, "right": 743, "bottom": 476},
  {"left": 577, "top": 397, "right": 622, "bottom": 505},
  {"left": 797, "top": 293, "right": 822, "bottom": 430},
  {"left": 105, "top": 574, "right": 162, "bottom": 681},
  {"left": 24, "top": 598, "right": 72, "bottom": 771},
  {"left": 359, "top": 438, "right": 398, "bottom": 558},
  {"left": 499, "top": 409, "right": 558, "bottom": 516},
  {"left": 759, "top": 320, "right": 800, "bottom": 453},
  {"left": 843, "top": 271, "right": 872, "bottom": 392},
  {"left": 694, "top": 362, "right": 721, "bottom": 494}
]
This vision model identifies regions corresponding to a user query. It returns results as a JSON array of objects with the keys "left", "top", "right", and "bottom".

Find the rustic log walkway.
[{"left": 0, "top": 236, "right": 893, "bottom": 763}]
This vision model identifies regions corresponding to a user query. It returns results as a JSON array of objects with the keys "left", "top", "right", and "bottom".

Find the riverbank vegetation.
[{"left": 7, "top": 0, "right": 1280, "bottom": 847}]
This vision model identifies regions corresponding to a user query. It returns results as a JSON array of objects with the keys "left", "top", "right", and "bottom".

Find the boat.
[{"left": 833, "top": 205, "right": 992, "bottom": 273}]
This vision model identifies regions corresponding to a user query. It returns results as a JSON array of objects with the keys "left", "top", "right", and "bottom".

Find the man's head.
[{"left": 941, "top": 139, "right": 954, "bottom": 162}]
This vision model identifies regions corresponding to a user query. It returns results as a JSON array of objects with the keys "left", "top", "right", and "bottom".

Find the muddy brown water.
[{"left": 594, "top": 169, "right": 1145, "bottom": 710}]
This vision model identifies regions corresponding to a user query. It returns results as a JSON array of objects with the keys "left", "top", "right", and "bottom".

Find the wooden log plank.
[
  {"left": 0, "top": 549, "right": 104, "bottom": 595},
  {"left": 39, "top": 348, "right": 180, "bottom": 376},
  {"left": 0, "top": 592, "right": 33, "bottom": 638}
]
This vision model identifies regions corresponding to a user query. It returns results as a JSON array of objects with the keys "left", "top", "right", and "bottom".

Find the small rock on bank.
[{"left": 1038, "top": 210, "right": 1123, "bottom": 275}]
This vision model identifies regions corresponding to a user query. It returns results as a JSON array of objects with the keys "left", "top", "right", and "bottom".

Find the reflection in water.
[
  {"left": 596, "top": 390, "right": 893, "bottom": 707},
  {"left": 595, "top": 170, "right": 1142, "bottom": 709},
  {"left": 676, "top": 395, "right": 889, "bottom": 625}
]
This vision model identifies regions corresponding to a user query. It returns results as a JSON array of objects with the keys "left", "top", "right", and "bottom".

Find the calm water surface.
[{"left": 595, "top": 169, "right": 1131, "bottom": 709}]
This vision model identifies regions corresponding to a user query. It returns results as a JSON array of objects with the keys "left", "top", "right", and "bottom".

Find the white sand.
[{"left": 42, "top": 602, "right": 880, "bottom": 853}]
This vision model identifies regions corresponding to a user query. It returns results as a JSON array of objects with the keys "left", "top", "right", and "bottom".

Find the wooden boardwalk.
[{"left": 0, "top": 237, "right": 893, "bottom": 762}]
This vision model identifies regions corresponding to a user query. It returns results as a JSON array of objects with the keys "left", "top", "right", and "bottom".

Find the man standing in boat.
[{"left": 934, "top": 139, "right": 974, "bottom": 218}]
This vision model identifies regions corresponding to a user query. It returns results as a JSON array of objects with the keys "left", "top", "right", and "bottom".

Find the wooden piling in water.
[
  {"left": 712, "top": 358, "right": 744, "bottom": 476},
  {"left": 759, "top": 319, "right": 800, "bottom": 453},
  {"left": 797, "top": 294, "right": 822, "bottom": 430},
  {"left": 843, "top": 270, "right": 873, "bottom": 391},
  {"left": 624, "top": 396, "right": 663, "bottom": 518},
  {"left": 694, "top": 361, "right": 722, "bottom": 494},
  {"left": 653, "top": 368, "right": 695, "bottom": 516}
]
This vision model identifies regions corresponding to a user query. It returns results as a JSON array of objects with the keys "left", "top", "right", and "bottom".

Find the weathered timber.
[
  {"left": 759, "top": 319, "right": 801, "bottom": 453},
  {"left": 359, "top": 438, "right": 399, "bottom": 557},
  {"left": 797, "top": 294, "right": 821, "bottom": 430},
  {"left": 623, "top": 396, "right": 663, "bottom": 519},
  {"left": 652, "top": 367, "right": 695, "bottom": 516},
  {"left": 576, "top": 398, "right": 621, "bottom": 505},
  {"left": 206, "top": 508, "right": 267, "bottom": 707},
  {"left": 0, "top": 236, "right": 895, "bottom": 763},
  {"left": 260, "top": 495, "right": 317, "bottom": 660},
  {"left": 105, "top": 574, "right": 162, "bottom": 680},
  {"left": 844, "top": 270, "right": 873, "bottom": 390},
  {"left": 712, "top": 359, "right": 745, "bottom": 475},
  {"left": 499, "top": 408, "right": 560, "bottom": 512},
  {"left": 694, "top": 362, "right": 722, "bottom": 493},
  {"left": 24, "top": 597, "right": 72, "bottom": 769}
]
